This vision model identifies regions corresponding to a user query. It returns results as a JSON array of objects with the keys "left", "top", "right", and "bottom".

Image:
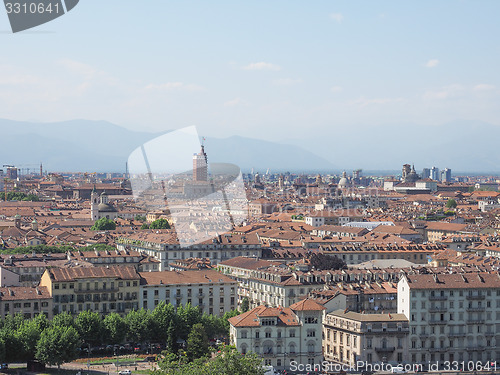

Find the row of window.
[
  {"left": 411, "top": 324, "right": 491, "bottom": 335},
  {"left": 54, "top": 280, "right": 138, "bottom": 290},
  {"left": 412, "top": 300, "right": 494, "bottom": 309},
  {"left": 411, "top": 289, "right": 500, "bottom": 297},
  {"left": 410, "top": 312, "right": 490, "bottom": 322},
  {"left": 3, "top": 301, "right": 49, "bottom": 310},
  {"left": 241, "top": 329, "right": 298, "bottom": 339}
]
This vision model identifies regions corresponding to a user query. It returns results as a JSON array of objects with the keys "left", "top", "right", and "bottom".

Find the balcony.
[
  {"left": 429, "top": 320, "right": 447, "bottom": 325},
  {"left": 197, "top": 293, "right": 204, "bottom": 297},
  {"left": 429, "top": 306, "right": 447, "bottom": 312},
  {"left": 375, "top": 346, "right": 396, "bottom": 353},
  {"left": 467, "top": 319, "right": 485, "bottom": 324},
  {"left": 466, "top": 294, "right": 485, "bottom": 300},
  {"left": 429, "top": 295, "right": 447, "bottom": 301},
  {"left": 435, "top": 347, "right": 448, "bottom": 352},
  {"left": 448, "top": 332, "right": 466, "bottom": 337},
  {"left": 466, "top": 345, "right": 485, "bottom": 351},
  {"left": 75, "top": 287, "right": 119, "bottom": 293},
  {"left": 485, "top": 331, "right": 494, "bottom": 336},
  {"left": 466, "top": 306, "right": 485, "bottom": 312}
]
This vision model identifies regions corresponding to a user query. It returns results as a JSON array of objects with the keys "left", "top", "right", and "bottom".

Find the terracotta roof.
[
  {"left": 228, "top": 305, "right": 301, "bottom": 327},
  {"left": 403, "top": 272, "right": 500, "bottom": 289},
  {"left": 47, "top": 266, "right": 139, "bottom": 281},
  {"left": 328, "top": 309, "right": 408, "bottom": 322},
  {"left": 0, "top": 286, "right": 51, "bottom": 300},
  {"left": 139, "top": 270, "right": 236, "bottom": 285},
  {"left": 289, "top": 298, "right": 326, "bottom": 311}
]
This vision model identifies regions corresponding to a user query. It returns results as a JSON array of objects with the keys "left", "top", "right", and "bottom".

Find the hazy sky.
[{"left": 1, "top": 0, "right": 499, "bottom": 142}]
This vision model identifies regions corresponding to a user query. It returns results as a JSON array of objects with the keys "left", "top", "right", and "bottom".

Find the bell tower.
[{"left": 90, "top": 185, "right": 99, "bottom": 221}]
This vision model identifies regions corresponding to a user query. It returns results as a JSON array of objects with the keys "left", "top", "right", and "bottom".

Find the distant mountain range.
[
  {"left": 0, "top": 119, "right": 335, "bottom": 173},
  {"left": 1, "top": 118, "right": 499, "bottom": 174}
]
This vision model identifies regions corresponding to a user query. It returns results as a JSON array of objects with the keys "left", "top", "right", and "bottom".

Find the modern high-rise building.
[
  {"left": 193, "top": 145, "right": 208, "bottom": 182},
  {"left": 422, "top": 168, "right": 430, "bottom": 179},
  {"left": 6, "top": 167, "right": 17, "bottom": 180},
  {"left": 441, "top": 168, "right": 452, "bottom": 183},
  {"left": 430, "top": 167, "right": 439, "bottom": 181}
]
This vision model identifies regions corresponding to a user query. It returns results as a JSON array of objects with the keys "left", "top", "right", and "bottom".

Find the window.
[
  {"left": 306, "top": 329, "right": 316, "bottom": 337},
  {"left": 290, "top": 329, "right": 296, "bottom": 338},
  {"left": 255, "top": 331, "right": 260, "bottom": 339}
]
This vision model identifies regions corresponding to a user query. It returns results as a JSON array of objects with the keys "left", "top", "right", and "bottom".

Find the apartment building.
[
  {"left": 0, "top": 286, "right": 53, "bottom": 319},
  {"left": 68, "top": 249, "right": 160, "bottom": 272},
  {"left": 220, "top": 256, "right": 402, "bottom": 309},
  {"left": 139, "top": 270, "right": 237, "bottom": 315},
  {"left": 229, "top": 298, "right": 325, "bottom": 371},
  {"left": 398, "top": 272, "right": 500, "bottom": 365},
  {"left": 323, "top": 310, "right": 409, "bottom": 366},
  {"left": 0, "top": 253, "right": 70, "bottom": 286},
  {"left": 116, "top": 231, "right": 262, "bottom": 270},
  {"left": 40, "top": 266, "right": 140, "bottom": 315},
  {"left": 309, "top": 281, "right": 398, "bottom": 314}
]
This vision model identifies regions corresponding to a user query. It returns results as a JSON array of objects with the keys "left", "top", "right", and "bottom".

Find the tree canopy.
[
  {"left": 35, "top": 325, "right": 80, "bottom": 367},
  {"left": 155, "top": 345, "right": 264, "bottom": 375},
  {"left": 309, "top": 252, "right": 347, "bottom": 270},
  {"left": 142, "top": 218, "right": 171, "bottom": 230},
  {"left": 446, "top": 199, "right": 458, "bottom": 209},
  {"left": 90, "top": 217, "right": 117, "bottom": 231}
]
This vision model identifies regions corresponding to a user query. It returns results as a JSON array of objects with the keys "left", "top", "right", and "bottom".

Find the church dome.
[
  {"left": 97, "top": 203, "right": 117, "bottom": 212},
  {"left": 338, "top": 171, "right": 349, "bottom": 188}
]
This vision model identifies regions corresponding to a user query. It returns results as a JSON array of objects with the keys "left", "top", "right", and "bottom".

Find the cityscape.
[
  {"left": 2, "top": 148, "right": 500, "bottom": 373},
  {"left": 2, "top": 1, "right": 500, "bottom": 375}
]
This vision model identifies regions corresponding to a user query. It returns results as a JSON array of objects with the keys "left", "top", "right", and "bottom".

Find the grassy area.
[{"left": 89, "top": 358, "right": 138, "bottom": 365}]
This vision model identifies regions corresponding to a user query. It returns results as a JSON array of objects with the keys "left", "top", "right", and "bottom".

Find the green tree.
[
  {"left": 124, "top": 308, "right": 153, "bottom": 343},
  {"left": 35, "top": 325, "right": 80, "bottom": 368},
  {"left": 90, "top": 217, "right": 117, "bottom": 231},
  {"left": 0, "top": 328, "right": 23, "bottom": 362},
  {"left": 186, "top": 323, "right": 209, "bottom": 360},
  {"left": 103, "top": 313, "right": 127, "bottom": 344},
  {"left": 150, "top": 302, "right": 176, "bottom": 342},
  {"left": 240, "top": 298, "right": 249, "bottom": 313},
  {"left": 446, "top": 199, "right": 458, "bottom": 209},
  {"left": 135, "top": 215, "right": 147, "bottom": 222},
  {"left": 149, "top": 218, "right": 170, "bottom": 229},
  {"left": 220, "top": 310, "right": 241, "bottom": 336},
  {"left": 51, "top": 312, "right": 75, "bottom": 328},
  {"left": 155, "top": 345, "right": 264, "bottom": 375},
  {"left": 17, "top": 313, "right": 50, "bottom": 359},
  {"left": 166, "top": 321, "right": 177, "bottom": 354},
  {"left": 0, "top": 336, "right": 5, "bottom": 363},
  {"left": 75, "top": 311, "right": 103, "bottom": 346},
  {"left": 176, "top": 303, "right": 202, "bottom": 340},
  {"left": 141, "top": 223, "right": 150, "bottom": 230},
  {"left": 309, "top": 253, "right": 346, "bottom": 271}
]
